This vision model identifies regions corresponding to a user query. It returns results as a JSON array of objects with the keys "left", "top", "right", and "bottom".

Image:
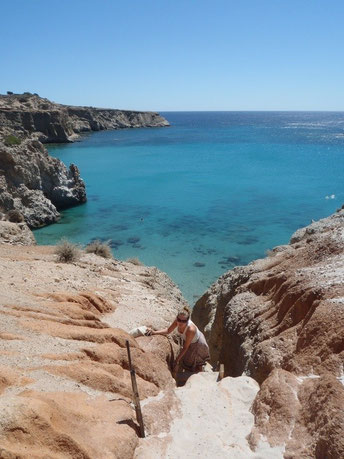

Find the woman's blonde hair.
[{"left": 177, "top": 305, "right": 191, "bottom": 319}]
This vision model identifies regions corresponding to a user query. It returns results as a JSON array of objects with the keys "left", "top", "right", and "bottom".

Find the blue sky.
[{"left": 1, "top": 0, "right": 343, "bottom": 111}]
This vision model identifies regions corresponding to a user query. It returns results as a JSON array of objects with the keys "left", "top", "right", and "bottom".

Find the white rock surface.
[{"left": 136, "top": 373, "right": 284, "bottom": 458}]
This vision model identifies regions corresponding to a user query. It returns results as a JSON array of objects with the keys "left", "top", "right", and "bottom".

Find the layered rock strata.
[
  {"left": 0, "top": 244, "right": 185, "bottom": 458},
  {"left": 192, "top": 208, "right": 344, "bottom": 457},
  {"left": 0, "top": 138, "right": 86, "bottom": 227},
  {"left": 0, "top": 92, "right": 169, "bottom": 142}
]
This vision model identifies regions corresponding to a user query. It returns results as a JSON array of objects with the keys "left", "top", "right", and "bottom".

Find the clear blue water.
[{"left": 34, "top": 112, "right": 344, "bottom": 304}]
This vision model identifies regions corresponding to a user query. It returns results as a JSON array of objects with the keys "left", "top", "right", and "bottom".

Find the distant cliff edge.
[{"left": 0, "top": 92, "right": 169, "bottom": 143}]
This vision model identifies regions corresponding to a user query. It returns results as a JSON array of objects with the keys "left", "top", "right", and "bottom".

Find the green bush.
[
  {"left": 85, "top": 240, "right": 113, "bottom": 259},
  {"left": 55, "top": 239, "right": 81, "bottom": 263},
  {"left": 4, "top": 135, "right": 21, "bottom": 146}
]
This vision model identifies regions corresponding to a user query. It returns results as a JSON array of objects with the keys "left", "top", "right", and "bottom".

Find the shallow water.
[{"left": 34, "top": 112, "right": 344, "bottom": 304}]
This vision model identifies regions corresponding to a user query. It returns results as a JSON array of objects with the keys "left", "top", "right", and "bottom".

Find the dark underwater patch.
[
  {"left": 236, "top": 236, "right": 259, "bottom": 245},
  {"left": 218, "top": 254, "right": 243, "bottom": 268},
  {"left": 127, "top": 236, "right": 140, "bottom": 244},
  {"left": 109, "top": 240, "right": 123, "bottom": 248},
  {"left": 88, "top": 195, "right": 100, "bottom": 201},
  {"left": 89, "top": 236, "right": 107, "bottom": 243},
  {"left": 112, "top": 224, "right": 129, "bottom": 231}
]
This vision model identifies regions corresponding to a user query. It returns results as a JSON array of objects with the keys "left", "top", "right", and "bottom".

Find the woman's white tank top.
[{"left": 177, "top": 319, "right": 200, "bottom": 344}]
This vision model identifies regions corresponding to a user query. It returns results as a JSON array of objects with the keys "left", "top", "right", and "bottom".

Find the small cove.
[{"left": 34, "top": 112, "right": 344, "bottom": 304}]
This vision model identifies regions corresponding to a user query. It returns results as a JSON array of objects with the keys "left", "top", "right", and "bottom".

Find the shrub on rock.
[
  {"left": 85, "top": 240, "right": 113, "bottom": 259},
  {"left": 55, "top": 239, "right": 81, "bottom": 263},
  {"left": 4, "top": 135, "right": 21, "bottom": 146},
  {"left": 6, "top": 209, "right": 25, "bottom": 223},
  {"left": 127, "top": 257, "right": 143, "bottom": 266}
]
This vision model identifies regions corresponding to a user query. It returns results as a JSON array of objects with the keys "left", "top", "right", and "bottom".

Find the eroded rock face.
[
  {"left": 0, "top": 92, "right": 169, "bottom": 142},
  {"left": 192, "top": 208, "right": 344, "bottom": 457},
  {"left": 0, "top": 244, "right": 183, "bottom": 458},
  {"left": 0, "top": 138, "right": 86, "bottom": 227},
  {"left": 0, "top": 391, "right": 138, "bottom": 458},
  {"left": 249, "top": 369, "right": 344, "bottom": 458}
]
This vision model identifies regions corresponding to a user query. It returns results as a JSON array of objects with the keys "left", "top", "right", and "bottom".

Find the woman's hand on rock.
[{"left": 145, "top": 328, "right": 153, "bottom": 336}]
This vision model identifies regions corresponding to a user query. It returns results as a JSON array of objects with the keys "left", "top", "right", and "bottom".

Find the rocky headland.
[
  {"left": 0, "top": 92, "right": 169, "bottom": 143},
  {"left": 0, "top": 208, "right": 343, "bottom": 458},
  {"left": 0, "top": 92, "right": 169, "bottom": 228}
]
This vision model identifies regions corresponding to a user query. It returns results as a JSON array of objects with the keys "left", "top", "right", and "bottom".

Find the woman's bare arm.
[{"left": 146, "top": 319, "right": 178, "bottom": 336}]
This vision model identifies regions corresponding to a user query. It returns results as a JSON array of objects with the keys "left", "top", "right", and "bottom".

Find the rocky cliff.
[
  {"left": 192, "top": 208, "right": 344, "bottom": 457},
  {"left": 0, "top": 137, "right": 86, "bottom": 227},
  {"left": 0, "top": 92, "right": 169, "bottom": 142},
  {"left": 0, "top": 92, "right": 169, "bottom": 228}
]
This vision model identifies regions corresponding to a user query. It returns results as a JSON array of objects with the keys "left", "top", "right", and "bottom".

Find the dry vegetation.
[
  {"left": 54, "top": 239, "right": 81, "bottom": 263},
  {"left": 126, "top": 257, "right": 143, "bottom": 266},
  {"left": 85, "top": 240, "right": 113, "bottom": 259}
]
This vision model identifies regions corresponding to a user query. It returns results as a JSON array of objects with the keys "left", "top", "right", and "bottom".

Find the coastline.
[
  {"left": 0, "top": 92, "right": 169, "bottom": 230},
  {"left": 34, "top": 110, "right": 343, "bottom": 304},
  {"left": 0, "top": 92, "right": 169, "bottom": 143}
]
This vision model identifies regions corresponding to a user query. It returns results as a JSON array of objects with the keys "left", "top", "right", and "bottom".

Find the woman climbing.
[{"left": 145, "top": 306, "right": 210, "bottom": 373}]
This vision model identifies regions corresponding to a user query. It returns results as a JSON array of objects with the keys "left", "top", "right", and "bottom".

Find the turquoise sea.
[{"left": 34, "top": 112, "right": 344, "bottom": 304}]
